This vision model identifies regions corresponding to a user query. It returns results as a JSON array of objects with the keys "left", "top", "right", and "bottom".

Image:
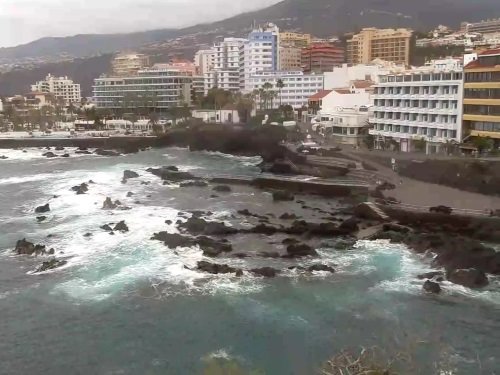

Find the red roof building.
[{"left": 301, "top": 43, "right": 345, "bottom": 73}]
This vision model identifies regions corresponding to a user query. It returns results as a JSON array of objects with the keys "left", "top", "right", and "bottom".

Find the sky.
[{"left": 0, "top": 0, "right": 280, "bottom": 48}]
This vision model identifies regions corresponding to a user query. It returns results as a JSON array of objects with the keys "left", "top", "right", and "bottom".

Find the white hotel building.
[
  {"left": 245, "top": 70, "right": 324, "bottom": 109},
  {"left": 31, "top": 74, "right": 81, "bottom": 104},
  {"left": 370, "top": 59, "right": 464, "bottom": 154}
]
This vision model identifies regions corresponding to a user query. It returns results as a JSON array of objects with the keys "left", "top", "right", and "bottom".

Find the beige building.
[
  {"left": 347, "top": 28, "right": 412, "bottom": 66},
  {"left": 111, "top": 53, "right": 150, "bottom": 76},
  {"left": 279, "top": 45, "right": 303, "bottom": 70},
  {"left": 30, "top": 74, "right": 81, "bottom": 104},
  {"left": 280, "top": 31, "right": 312, "bottom": 48}
]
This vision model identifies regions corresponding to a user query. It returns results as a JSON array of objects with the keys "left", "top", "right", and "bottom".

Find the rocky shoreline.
[{"left": 11, "top": 161, "right": 500, "bottom": 296}]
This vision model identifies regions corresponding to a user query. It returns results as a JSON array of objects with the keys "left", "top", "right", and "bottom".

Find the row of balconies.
[
  {"left": 372, "top": 93, "right": 459, "bottom": 100},
  {"left": 372, "top": 106, "right": 459, "bottom": 115},
  {"left": 369, "top": 129, "right": 456, "bottom": 143},
  {"left": 369, "top": 117, "right": 458, "bottom": 130}
]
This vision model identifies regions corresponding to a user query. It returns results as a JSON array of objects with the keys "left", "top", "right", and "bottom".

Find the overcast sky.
[{"left": 0, "top": 0, "right": 280, "bottom": 48}]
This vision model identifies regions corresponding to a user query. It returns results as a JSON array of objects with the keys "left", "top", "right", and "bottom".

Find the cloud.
[{"left": 0, "top": 0, "right": 279, "bottom": 47}]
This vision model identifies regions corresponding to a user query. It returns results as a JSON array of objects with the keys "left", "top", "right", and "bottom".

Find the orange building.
[{"left": 301, "top": 43, "right": 345, "bottom": 73}]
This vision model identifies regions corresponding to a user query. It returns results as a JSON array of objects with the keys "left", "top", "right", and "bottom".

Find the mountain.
[{"left": 1, "top": 0, "right": 500, "bottom": 97}]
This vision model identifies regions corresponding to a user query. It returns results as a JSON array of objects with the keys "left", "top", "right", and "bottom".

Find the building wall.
[
  {"left": 347, "top": 28, "right": 412, "bottom": 66},
  {"left": 31, "top": 74, "right": 81, "bottom": 104},
  {"left": 111, "top": 53, "right": 150, "bottom": 77},
  {"left": 321, "top": 90, "right": 371, "bottom": 111},
  {"left": 244, "top": 24, "right": 280, "bottom": 82},
  {"left": 279, "top": 32, "right": 311, "bottom": 48},
  {"left": 279, "top": 45, "right": 302, "bottom": 71},
  {"left": 301, "top": 43, "right": 345, "bottom": 73},
  {"left": 317, "top": 108, "right": 370, "bottom": 145},
  {"left": 324, "top": 63, "right": 393, "bottom": 89},
  {"left": 463, "top": 58, "right": 500, "bottom": 140},
  {"left": 245, "top": 71, "right": 323, "bottom": 109},
  {"left": 93, "top": 68, "right": 192, "bottom": 111},
  {"left": 466, "top": 18, "right": 500, "bottom": 35},
  {"left": 370, "top": 65, "right": 464, "bottom": 153},
  {"left": 194, "top": 49, "right": 215, "bottom": 75}
]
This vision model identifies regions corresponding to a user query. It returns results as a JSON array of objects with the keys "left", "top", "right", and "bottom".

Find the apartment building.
[
  {"left": 154, "top": 59, "right": 197, "bottom": 75},
  {"left": 347, "top": 28, "right": 412, "bottom": 66},
  {"left": 243, "top": 23, "right": 280, "bottom": 82},
  {"left": 465, "top": 18, "right": 500, "bottom": 36},
  {"left": 31, "top": 74, "right": 81, "bottom": 104},
  {"left": 324, "top": 61, "right": 405, "bottom": 89},
  {"left": 279, "top": 45, "right": 302, "bottom": 71},
  {"left": 111, "top": 53, "right": 150, "bottom": 76},
  {"left": 194, "top": 49, "right": 215, "bottom": 75},
  {"left": 203, "top": 38, "right": 246, "bottom": 94},
  {"left": 370, "top": 59, "right": 464, "bottom": 154},
  {"left": 463, "top": 48, "right": 500, "bottom": 145},
  {"left": 245, "top": 70, "right": 323, "bottom": 109},
  {"left": 279, "top": 31, "right": 312, "bottom": 48},
  {"left": 93, "top": 68, "right": 192, "bottom": 112},
  {"left": 302, "top": 43, "right": 345, "bottom": 73}
]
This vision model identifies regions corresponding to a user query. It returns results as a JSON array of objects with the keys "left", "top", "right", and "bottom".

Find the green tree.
[
  {"left": 276, "top": 78, "right": 285, "bottom": 107},
  {"left": 414, "top": 137, "right": 427, "bottom": 152},
  {"left": 280, "top": 104, "right": 294, "bottom": 120},
  {"left": 472, "top": 136, "right": 494, "bottom": 154},
  {"left": 262, "top": 82, "right": 273, "bottom": 110},
  {"left": 236, "top": 94, "right": 254, "bottom": 124}
]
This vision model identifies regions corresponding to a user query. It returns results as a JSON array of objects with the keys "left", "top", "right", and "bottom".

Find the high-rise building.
[
  {"left": 347, "top": 28, "right": 412, "bottom": 66},
  {"left": 31, "top": 74, "right": 81, "bottom": 104},
  {"left": 111, "top": 53, "right": 150, "bottom": 76},
  {"left": 301, "top": 43, "right": 345, "bottom": 73},
  {"left": 243, "top": 23, "right": 280, "bottom": 83},
  {"left": 93, "top": 68, "right": 193, "bottom": 112},
  {"left": 203, "top": 38, "right": 246, "bottom": 94},
  {"left": 465, "top": 18, "right": 500, "bottom": 36},
  {"left": 279, "top": 31, "right": 312, "bottom": 48},
  {"left": 369, "top": 59, "right": 464, "bottom": 154},
  {"left": 463, "top": 48, "right": 500, "bottom": 145},
  {"left": 194, "top": 49, "right": 215, "bottom": 75},
  {"left": 279, "top": 45, "right": 303, "bottom": 71}
]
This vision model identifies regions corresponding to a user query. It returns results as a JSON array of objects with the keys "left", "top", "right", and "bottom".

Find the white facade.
[
  {"left": 204, "top": 38, "right": 246, "bottom": 94},
  {"left": 369, "top": 59, "right": 464, "bottom": 154},
  {"left": 243, "top": 23, "right": 280, "bottom": 84},
  {"left": 194, "top": 49, "right": 215, "bottom": 75},
  {"left": 192, "top": 108, "right": 241, "bottom": 124},
  {"left": 31, "top": 74, "right": 81, "bottom": 104},
  {"left": 245, "top": 71, "right": 324, "bottom": 109},
  {"left": 319, "top": 88, "right": 371, "bottom": 111},
  {"left": 324, "top": 62, "right": 404, "bottom": 89},
  {"left": 316, "top": 107, "right": 371, "bottom": 146}
]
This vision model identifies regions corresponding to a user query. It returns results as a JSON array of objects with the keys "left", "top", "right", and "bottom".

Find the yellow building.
[
  {"left": 463, "top": 48, "right": 500, "bottom": 141},
  {"left": 279, "top": 45, "right": 303, "bottom": 70},
  {"left": 279, "top": 32, "right": 312, "bottom": 48},
  {"left": 347, "top": 28, "right": 412, "bottom": 66},
  {"left": 111, "top": 53, "right": 150, "bottom": 76}
]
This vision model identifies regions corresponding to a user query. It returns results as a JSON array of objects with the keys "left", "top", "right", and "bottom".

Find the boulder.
[
  {"left": 152, "top": 232, "right": 193, "bottom": 248},
  {"left": 423, "top": 280, "right": 441, "bottom": 294},
  {"left": 95, "top": 149, "right": 121, "bottom": 157},
  {"left": 333, "top": 239, "right": 357, "bottom": 250},
  {"left": 213, "top": 185, "right": 232, "bottom": 193},
  {"left": 127, "top": 192, "right": 134, "bottom": 197},
  {"left": 259, "top": 251, "right": 281, "bottom": 258},
  {"left": 14, "top": 239, "right": 47, "bottom": 256},
  {"left": 338, "top": 217, "right": 360, "bottom": 234},
  {"left": 36, "top": 216, "right": 47, "bottom": 223},
  {"left": 35, "top": 203, "right": 50, "bottom": 213},
  {"left": 279, "top": 213, "right": 298, "bottom": 220},
  {"left": 43, "top": 152, "right": 57, "bottom": 158},
  {"left": 196, "top": 236, "right": 233, "bottom": 257},
  {"left": 308, "top": 264, "right": 335, "bottom": 273},
  {"left": 429, "top": 205, "right": 453, "bottom": 215},
  {"left": 178, "top": 217, "right": 238, "bottom": 235},
  {"left": 417, "top": 271, "right": 444, "bottom": 280},
  {"left": 180, "top": 180, "right": 208, "bottom": 187},
  {"left": 272, "top": 190, "right": 294, "bottom": 202},
  {"left": 197, "top": 261, "right": 239, "bottom": 275},
  {"left": 165, "top": 166, "right": 179, "bottom": 172},
  {"left": 113, "top": 221, "right": 129, "bottom": 232},
  {"left": 165, "top": 220, "right": 173, "bottom": 225},
  {"left": 123, "top": 170, "right": 139, "bottom": 180},
  {"left": 282, "top": 238, "right": 299, "bottom": 246},
  {"left": 61, "top": 154, "right": 70, "bottom": 158},
  {"left": 250, "top": 223, "right": 279, "bottom": 235},
  {"left": 84, "top": 233, "right": 93, "bottom": 237},
  {"left": 286, "top": 243, "right": 318, "bottom": 258},
  {"left": 251, "top": 267, "right": 279, "bottom": 278},
  {"left": 102, "top": 197, "right": 118, "bottom": 210},
  {"left": 100, "top": 224, "right": 113, "bottom": 232},
  {"left": 75, "top": 150, "right": 92, "bottom": 155},
  {"left": 147, "top": 167, "right": 199, "bottom": 182},
  {"left": 35, "top": 259, "right": 67, "bottom": 273},
  {"left": 71, "top": 183, "right": 89, "bottom": 195},
  {"left": 55, "top": 146, "right": 65, "bottom": 151},
  {"left": 447, "top": 268, "right": 489, "bottom": 288},
  {"left": 0, "top": 155, "right": 8, "bottom": 160}
]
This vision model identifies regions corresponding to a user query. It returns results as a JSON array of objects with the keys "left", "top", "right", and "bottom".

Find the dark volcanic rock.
[
  {"left": 36, "top": 216, "right": 47, "bottom": 223},
  {"left": 14, "top": 239, "right": 47, "bottom": 256},
  {"left": 43, "top": 152, "right": 57, "bottom": 158},
  {"left": 127, "top": 192, "right": 134, "bottom": 197},
  {"left": 213, "top": 185, "right": 232, "bottom": 193},
  {"left": 197, "top": 261, "right": 239, "bottom": 275},
  {"left": 123, "top": 170, "right": 139, "bottom": 180},
  {"left": 100, "top": 224, "right": 113, "bottom": 232},
  {"left": 280, "top": 213, "right": 298, "bottom": 220},
  {"left": 250, "top": 223, "right": 279, "bottom": 235},
  {"left": 196, "top": 236, "right": 233, "bottom": 257},
  {"left": 179, "top": 217, "right": 237, "bottom": 235},
  {"left": 75, "top": 150, "right": 92, "bottom": 155},
  {"left": 308, "top": 264, "right": 335, "bottom": 273},
  {"left": 55, "top": 146, "right": 65, "bottom": 151},
  {"left": 71, "top": 183, "right": 89, "bottom": 195},
  {"left": 259, "top": 251, "right": 281, "bottom": 258},
  {"left": 180, "top": 180, "right": 208, "bottom": 187},
  {"left": 272, "top": 190, "right": 295, "bottom": 202},
  {"left": 423, "top": 280, "right": 441, "bottom": 294},
  {"left": 35, "top": 259, "right": 67, "bottom": 273},
  {"left": 102, "top": 197, "right": 120, "bottom": 210},
  {"left": 338, "top": 217, "right": 360, "bottom": 234},
  {"left": 152, "top": 232, "right": 193, "bottom": 248},
  {"left": 286, "top": 243, "right": 318, "bottom": 258},
  {"left": 251, "top": 267, "right": 279, "bottom": 278},
  {"left": 417, "top": 271, "right": 445, "bottom": 280},
  {"left": 282, "top": 238, "right": 299, "bottom": 246},
  {"left": 95, "top": 149, "right": 120, "bottom": 157},
  {"left": 114, "top": 221, "right": 129, "bottom": 232},
  {"left": 35, "top": 203, "right": 50, "bottom": 213},
  {"left": 447, "top": 268, "right": 489, "bottom": 288},
  {"left": 334, "top": 239, "right": 357, "bottom": 250},
  {"left": 147, "top": 167, "right": 199, "bottom": 182}
]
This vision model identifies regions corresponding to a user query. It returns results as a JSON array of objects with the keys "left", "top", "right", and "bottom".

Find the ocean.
[{"left": 0, "top": 147, "right": 498, "bottom": 374}]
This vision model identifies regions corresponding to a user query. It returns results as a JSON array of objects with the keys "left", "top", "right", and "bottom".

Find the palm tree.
[
  {"left": 257, "top": 88, "right": 265, "bottom": 111},
  {"left": 269, "top": 90, "right": 278, "bottom": 110},
  {"left": 276, "top": 79, "right": 285, "bottom": 107}
]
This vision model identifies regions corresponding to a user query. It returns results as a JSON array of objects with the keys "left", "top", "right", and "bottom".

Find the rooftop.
[{"left": 309, "top": 90, "right": 332, "bottom": 100}]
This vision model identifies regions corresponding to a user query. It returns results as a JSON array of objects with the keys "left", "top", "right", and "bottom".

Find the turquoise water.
[{"left": 0, "top": 147, "right": 498, "bottom": 374}]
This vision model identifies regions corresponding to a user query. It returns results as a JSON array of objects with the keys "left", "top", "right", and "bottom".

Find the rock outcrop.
[
  {"left": 71, "top": 183, "right": 89, "bottom": 195},
  {"left": 35, "top": 203, "right": 50, "bottom": 213},
  {"left": 447, "top": 268, "right": 489, "bottom": 288},
  {"left": 272, "top": 190, "right": 295, "bottom": 202},
  {"left": 286, "top": 243, "right": 318, "bottom": 258},
  {"left": 35, "top": 259, "right": 67, "bottom": 273},
  {"left": 423, "top": 280, "right": 441, "bottom": 294}
]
